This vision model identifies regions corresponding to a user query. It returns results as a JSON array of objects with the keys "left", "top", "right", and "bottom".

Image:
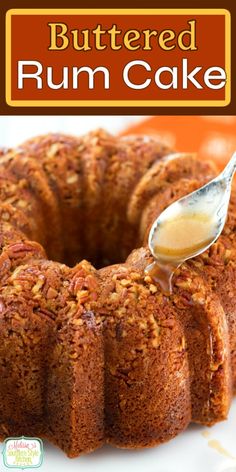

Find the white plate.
[{"left": 1, "top": 398, "right": 235, "bottom": 472}]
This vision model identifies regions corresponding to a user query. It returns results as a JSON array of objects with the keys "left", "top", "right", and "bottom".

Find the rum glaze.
[{"left": 146, "top": 212, "right": 217, "bottom": 294}]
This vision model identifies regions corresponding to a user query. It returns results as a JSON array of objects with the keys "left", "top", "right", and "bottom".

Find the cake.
[{"left": 0, "top": 129, "right": 235, "bottom": 457}]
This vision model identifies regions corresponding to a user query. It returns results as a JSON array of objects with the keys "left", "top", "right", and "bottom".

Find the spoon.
[{"left": 146, "top": 151, "right": 236, "bottom": 292}]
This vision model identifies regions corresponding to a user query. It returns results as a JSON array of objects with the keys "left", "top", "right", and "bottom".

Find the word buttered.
[{"left": 47, "top": 21, "right": 198, "bottom": 52}]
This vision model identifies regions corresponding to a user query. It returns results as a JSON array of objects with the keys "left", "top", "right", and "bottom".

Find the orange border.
[{"left": 5, "top": 8, "right": 231, "bottom": 107}]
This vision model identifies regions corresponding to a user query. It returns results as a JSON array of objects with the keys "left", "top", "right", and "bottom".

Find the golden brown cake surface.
[{"left": 0, "top": 129, "right": 235, "bottom": 457}]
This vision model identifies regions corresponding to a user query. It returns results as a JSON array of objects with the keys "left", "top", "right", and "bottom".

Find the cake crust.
[{"left": 0, "top": 130, "right": 234, "bottom": 457}]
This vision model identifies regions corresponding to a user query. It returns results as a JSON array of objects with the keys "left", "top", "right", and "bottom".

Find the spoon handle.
[{"left": 220, "top": 151, "right": 236, "bottom": 182}]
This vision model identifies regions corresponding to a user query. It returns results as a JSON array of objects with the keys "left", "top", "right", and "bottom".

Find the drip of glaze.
[
  {"left": 145, "top": 260, "right": 181, "bottom": 295},
  {"left": 207, "top": 440, "right": 236, "bottom": 460}
]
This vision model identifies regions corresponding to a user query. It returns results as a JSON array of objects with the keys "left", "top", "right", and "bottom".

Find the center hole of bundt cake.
[
  {"left": 46, "top": 219, "right": 137, "bottom": 269},
  {"left": 31, "top": 186, "right": 139, "bottom": 269},
  {"left": 61, "top": 236, "right": 133, "bottom": 269}
]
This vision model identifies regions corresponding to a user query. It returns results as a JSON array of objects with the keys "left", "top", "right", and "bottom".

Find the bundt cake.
[{"left": 0, "top": 129, "right": 235, "bottom": 457}]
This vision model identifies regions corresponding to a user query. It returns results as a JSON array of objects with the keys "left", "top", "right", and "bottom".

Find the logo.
[{"left": 2, "top": 437, "right": 44, "bottom": 469}]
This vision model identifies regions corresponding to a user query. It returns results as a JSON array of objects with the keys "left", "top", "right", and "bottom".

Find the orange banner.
[{"left": 6, "top": 8, "right": 231, "bottom": 108}]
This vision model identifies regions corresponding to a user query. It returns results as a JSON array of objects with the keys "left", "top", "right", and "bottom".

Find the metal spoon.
[{"left": 148, "top": 151, "right": 236, "bottom": 265}]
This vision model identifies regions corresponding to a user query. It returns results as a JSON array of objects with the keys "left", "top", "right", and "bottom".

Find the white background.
[{"left": 0, "top": 115, "right": 143, "bottom": 148}]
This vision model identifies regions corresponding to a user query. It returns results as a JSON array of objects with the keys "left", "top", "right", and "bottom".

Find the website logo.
[{"left": 2, "top": 437, "right": 44, "bottom": 469}]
